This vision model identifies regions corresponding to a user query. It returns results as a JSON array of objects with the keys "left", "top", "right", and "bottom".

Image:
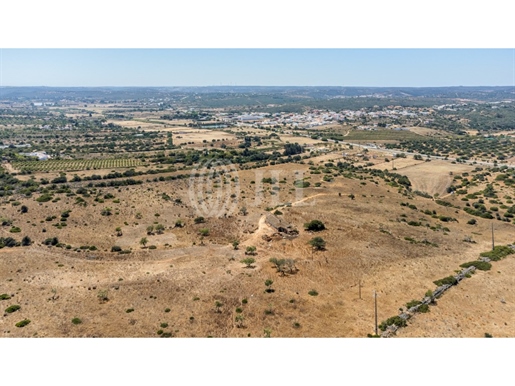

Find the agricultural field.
[{"left": 11, "top": 158, "right": 145, "bottom": 172}]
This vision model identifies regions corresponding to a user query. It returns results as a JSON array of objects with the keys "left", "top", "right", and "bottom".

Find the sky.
[{"left": 1, "top": 49, "right": 514, "bottom": 87}]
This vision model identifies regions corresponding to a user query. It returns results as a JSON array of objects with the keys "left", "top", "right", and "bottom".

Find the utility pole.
[
  {"left": 374, "top": 290, "right": 378, "bottom": 336},
  {"left": 492, "top": 223, "right": 495, "bottom": 250}
]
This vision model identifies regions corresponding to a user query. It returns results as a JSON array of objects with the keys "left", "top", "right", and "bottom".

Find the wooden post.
[
  {"left": 374, "top": 290, "right": 378, "bottom": 336},
  {"left": 492, "top": 223, "right": 495, "bottom": 250}
]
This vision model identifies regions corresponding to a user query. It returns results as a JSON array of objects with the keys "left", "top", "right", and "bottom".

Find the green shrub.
[
  {"left": 15, "top": 319, "right": 31, "bottom": 328},
  {"left": 194, "top": 216, "right": 205, "bottom": 224},
  {"left": 460, "top": 261, "right": 492, "bottom": 271},
  {"left": 433, "top": 276, "right": 458, "bottom": 286},
  {"left": 406, "top": 300, "right": 422, "bottom": 309},
  {"left": 126, "top": 308, "right": 134, "bottom": 313},
  {"left": 5, "top": 305, "right": 21, "bottom": 313},
  {"left": 480, "top": 245, "right": 514, "bottom": 261},
  {"left": 71, "top": 318, "right": 82, "bottom": 325},
  {"left": 0, "top": 294, "right": 11, "bottom": 300},
  {"left": 308, "top": 289, "right": 319, "bottom": 296},
  {"left": 160, "top": 323, "right": 168, "bottom": 328},
  {"left": 304, "top": 220, "right": 326, "bottom": 232},
  {"left": 418, "top": 304, "right": 430, "bottom": 313},
  {"left": 379, "top": 316, "right": 407, "bottom": 331}
]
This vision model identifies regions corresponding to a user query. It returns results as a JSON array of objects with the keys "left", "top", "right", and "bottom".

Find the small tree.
[
  {"left": 304, "top": 220, "right": 325, "bottom": 232},
  {"left": 115, "top": 227, "right": 123, "bottom": 236},
  {"left": 155, "top": 224, "right": 165, "bottom": 234},
  {"left": 309, "top": 237, "right": 326, "bottom": 251},
  {"left": 20, "top": 205, "right": 28, "bottom": 214},
  {"left": 232, "top": 240, "right": 240, "bottom": 250},
  {"left": 194, "top": 216, "right": 205, "bottom": 224},
  {"left": 241, "top": 257, "right": 255, "bottom": 268},
  {"left": 245, "top": 246, "right": 257, "bottom": 255},
  {"left": 140, "top": 237, "right": 148, "bottom": 248},
  {"left": 21, "top": 236, "right": 32, "bottom": 246},
  {"left": 175, "top": 219, "right": 184, "bottom": 228},
  {"left": 214, "top": 301, "right": 223, "bottom": 313},
  {"left": 146, "top": 225, "right": 154, "bottom": 235},
  {"left": 265, "top": 279, "right": 274, "bottom": 293},
  {"left": 240, "top": 207, "right": 248, "bottom": 216},
  {"left": 199, "top": 228, "right": 210, "bottom": 237}
]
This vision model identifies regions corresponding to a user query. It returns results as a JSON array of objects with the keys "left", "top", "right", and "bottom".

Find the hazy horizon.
[{"left": 1, "top": 49, "right": 514, "bottom": 88}]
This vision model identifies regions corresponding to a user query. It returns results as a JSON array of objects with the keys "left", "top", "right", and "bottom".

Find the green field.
[{"left": 12, "top": 158, "right": 144, "bottom": 172}]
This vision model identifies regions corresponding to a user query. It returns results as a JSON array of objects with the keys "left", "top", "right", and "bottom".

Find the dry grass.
[{"left": 2, "top": 142, "right": 515, "bottom": 338}]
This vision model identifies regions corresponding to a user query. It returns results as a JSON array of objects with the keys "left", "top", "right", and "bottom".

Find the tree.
[
  {"left": 21, "top": 236, "right": 32, "bottom": 246},
  {"left": 115, "top": 227, "right": 123, "bottom": 236},
  {"left": 20, "top": 205, "right": 28, "bottom": 214},
  {"left": 155, "top": 224, "right": 165, "bottom": 234},
  {"left": 214, "top": 301, "right": 223, "bottom": 313},
  {"left": 309, "top": 237, "right": 326, "bottom": 251},
  {"left": 265, "top": 279, "right": 274, "bottom": 293},
  {"left": 146, "top": 225, "right": 154, "bottom": 235},
  {"left": 199, "top": 228, "right": 210, "bottom": 237},
  {"left": 140, "top": 237, "right": 148, "bottom": 248},
  {"left": 194, "top": 216, "right": 205, "bottom": 224},
  {"left": 232, "top": 240, "right": 240, "bottom": 250},
  {"left": 240, "top": 257, "right": 255, "bottom": 268},
  {"left": 175, "top": 219, "right": 184, "bottom": 228},
  {"left": 304, "top": 219, "right": 326, "bottom": 232},
  {"left": 101, "top": 207, "right": 112, "bottom": 216},
  {"left": 245, "top": 246, "right": 256, "bottom": 255},
  {"left": 240, "top": 207, "right": 248, "bottom": 216}
]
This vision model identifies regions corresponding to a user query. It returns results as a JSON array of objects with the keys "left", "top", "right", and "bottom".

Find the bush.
[
  {"left": 5, "top": 305, "right": 21, "bottom": 313},
  {"left": 43, "top": 237, "right": 59, "bottom": 246},
  {"left": 245, "top": 246, "right": 257, "bottom": 255},
  {"left": 111, "top": 245, "right": 122, "bottom": 252},
  {"left": 379, "top": 316, "right": 407, "bottom": 331},
  {"left": 240, "top": 257, "right": 255, "bottom": 268},
  {"left": 15, "top": 319, "right": 31, "bottom": 328},
  {"left": 309, "top": 237, "right": 326, "bottom": 250},
  {"left": 126, "top": 308, "right": 134, "bottom": 313},
  {"left": 467, "top": 219, "right": 477, "bottom": 225},
  {"left": 304, "top": 220, "right": 325, "bottom": 232},
  {"left": 480, "top": 245, "right": 514, "bottom": 261},
  {"left": 194, "top": 216, "right": 205, "bottom": 224},
  {"left": 460, "top": 261, "right": 492, "bottom": 271},
  {"left": 71, "top": 318, "right": 82, "bottom": 325},
  {"left": 433, "top": 276, "right": 458, "bottom": 286},
  {"left": 294, "top": 180, "right": 310, "bottom": 188},
  {"left": 406, "top": 300, "right": 422, "bottom": 309},
  {"left": 418, "top": 304, "right": 430, "bottom": 313},
  {"left": 308, "top": 289, "right": 319, "bottom": 296},
  {"left": 0, "top": 294, "right": 11, "bottom": 300}
]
